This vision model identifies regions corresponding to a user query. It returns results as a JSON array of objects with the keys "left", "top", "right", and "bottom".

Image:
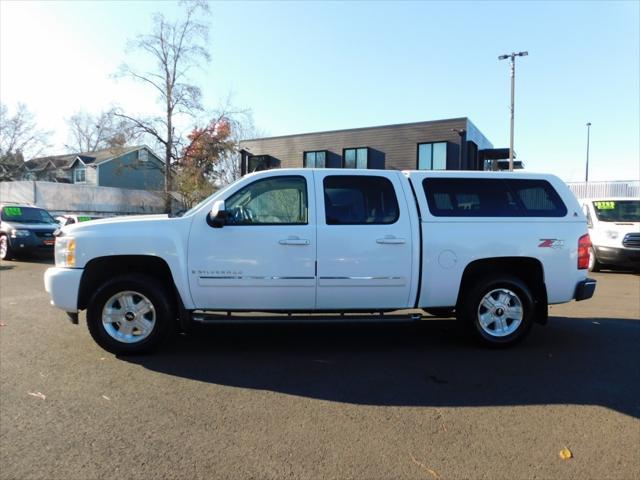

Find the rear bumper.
[
  {"left": 574, "top": 278, "right": 596, "bottom": 301},
  {"left": 44, "top": 267, "right": 83, "bottom": 312}
]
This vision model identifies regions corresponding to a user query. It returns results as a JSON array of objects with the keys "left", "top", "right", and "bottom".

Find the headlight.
[
  {"left": 10, "top": 229, "right": 30, "bottom": 238},
  {"left": 55, "top": 237, "right": 76, "bottom": 267},
  {"left": 605, "top": 230, "right": 619, "bottom": 239}
]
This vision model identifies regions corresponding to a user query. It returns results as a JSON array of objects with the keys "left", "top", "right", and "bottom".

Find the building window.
[
  {"left": 304, "top": 151, "right": 327, "bottom": 168},
  {"left": 418, "top": 142, "right": 447, "bottom": 170},
  {"left": 247, "top": 155, "right": 280, "bottom": 173},
  {"left": 343, "top": 148, "right": 368, "bottom": 169},
  {"left": 139, "top": 149, "right": 149, "bottom": 162},
  {"left": 74, "top": 167, "right": 86, "bottom": 183}
]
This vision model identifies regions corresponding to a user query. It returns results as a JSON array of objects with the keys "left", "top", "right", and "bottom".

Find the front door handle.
[
  {"left": 279, "top": 236, "right": 310, "bottom": 246},
  {"left": 376, "top": 236, "right": 406, "bottom": 245}
]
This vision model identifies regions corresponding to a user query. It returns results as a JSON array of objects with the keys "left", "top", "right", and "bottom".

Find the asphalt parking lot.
[{"left": 1, "top": 258, "right": 639, "bottom": 480}]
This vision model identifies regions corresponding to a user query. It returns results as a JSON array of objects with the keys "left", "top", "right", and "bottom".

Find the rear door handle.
[
  {"left": 279, "top": 236, "right": 310, "bottom": 246},
  {"left": 376, "top": 236, "right": 406, "bottom": 245}
]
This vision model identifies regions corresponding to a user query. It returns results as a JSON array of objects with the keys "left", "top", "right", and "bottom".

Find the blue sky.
[{"left": 1, "top": 0, "right": 638, "bottom": 182}]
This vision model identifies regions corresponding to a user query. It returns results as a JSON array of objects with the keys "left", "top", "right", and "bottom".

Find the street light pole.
[
  {"left": 498, "top": 51, "right": 528, "bottom": 171},
  {"left": 585, "top": 122, "right": 591, "bottom": 182}
]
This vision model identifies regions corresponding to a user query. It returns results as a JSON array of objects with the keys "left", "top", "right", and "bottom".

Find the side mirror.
[{"left": 207, "top": 200, "right": 228, "bottom": 228}]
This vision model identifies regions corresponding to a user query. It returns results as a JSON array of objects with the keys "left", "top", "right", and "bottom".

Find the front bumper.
[
  {"left": 574, "top": 278, "right": 597, "bottom": 301},
  {"left": 594, "top": 245, "right": 640, "bottom": 268},
  {"left": 44, "top": 267, "right": 83, "bottom": 312},
  {"left": 8, "top": 235, "right": 54, "bottom": 254}
]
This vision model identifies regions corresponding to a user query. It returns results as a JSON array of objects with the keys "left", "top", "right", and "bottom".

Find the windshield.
[
  {"left": 1, "top": 206, "right": 57, "bottom": 224},
  {"left": 592, "top": 200, "right": 640, "bottom": 222}
]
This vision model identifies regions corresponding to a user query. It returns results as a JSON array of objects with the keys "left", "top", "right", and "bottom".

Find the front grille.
[
  {"left": 34, "top": 231, "right": 55, "bottom": 239},
  {"left": 622, "top": 233, "right": 640, "bottom": 248}
]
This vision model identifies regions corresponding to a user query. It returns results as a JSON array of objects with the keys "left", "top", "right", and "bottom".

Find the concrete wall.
[{"left": 0, "top": 181, "right": 174, "bottom": 215}]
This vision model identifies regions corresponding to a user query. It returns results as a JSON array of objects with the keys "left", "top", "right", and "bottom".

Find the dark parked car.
[{"left": 0, "top": 203, "right": 59, "bottom": 260}]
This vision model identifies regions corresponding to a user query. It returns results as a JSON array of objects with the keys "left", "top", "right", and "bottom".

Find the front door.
[
  {"left": 187, "top": 172, "right": 316, "bottom": 310},
  {"left": 315, "top": 171, "right": 414, "bottom": 310}
]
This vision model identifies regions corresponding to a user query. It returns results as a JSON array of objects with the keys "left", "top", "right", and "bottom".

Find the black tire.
[
  {"left": 423, "top": 307, "right": 455, "bottom": 318},
  {"left": 0, "top": 235, "right": 14, "bottom": 260},
  {"left": 86, "top": 274, "right": 176, "bottom": 355},
  {"left": 588, "top": 247, "right": 601, "bottom": 272},
  {"left": 457, "top": 275, "right": 535, "bottom": 348}
]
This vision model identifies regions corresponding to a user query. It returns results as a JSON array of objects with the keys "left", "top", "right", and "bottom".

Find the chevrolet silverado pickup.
[{"left": 44, "top": 169, "right": 596, "bottom": 354}]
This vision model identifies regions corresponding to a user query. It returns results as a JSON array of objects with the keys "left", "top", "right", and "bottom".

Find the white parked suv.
[
  {"left": 44, "top": 169, "right": 596, "bottom": 354},
  {"left": 580, "top": 198, "right": 640, "bottom": 271}
]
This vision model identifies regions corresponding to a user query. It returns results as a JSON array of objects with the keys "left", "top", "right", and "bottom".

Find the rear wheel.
[
  {"left": 588, "top": 247, "right": 601, "bottom": 272},
  {"left": 86, "top": 274, "right": 176, "bottom": 355},
  {"left": 458, "top": 275, "right": 535, "bottom": 347},
  {"left": 0, "top": 235, "right": 14, "bottom": 260}
]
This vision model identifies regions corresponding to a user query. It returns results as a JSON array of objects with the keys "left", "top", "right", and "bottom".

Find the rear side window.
[
  {"left": 323, "top": 175, "right": 399, "bottom": 225},
  {"left": 422, "top": 178, "right": 567, "bottom": 217}
]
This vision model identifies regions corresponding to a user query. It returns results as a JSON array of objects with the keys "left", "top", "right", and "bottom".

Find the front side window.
[
  {"left": 343, "top": 148, "right": 368, "bottom": 169},
  {"left": 74, "top": 167, "right": 86, "bottom": 183},
  {"left": 304, "top": 151, "right": 326, "bottom": 168},
  {"left": 418, "top": 142, "right": 447, "bottom": 170},
  {"left": 423, "top": 178, "right": 567, "bottom": 217},
  {"left": 323, "top": 175, "right": 399, "bottom": 225},
  {"left": 225, "top": 176, "right": 308, "bottom": 225}
]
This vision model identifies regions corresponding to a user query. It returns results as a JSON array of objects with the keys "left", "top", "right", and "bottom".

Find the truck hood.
[
  {"left": 596, "top": 222, "right": 640, "bottom": 234},
  {"left": 62, "top": 214, "right": 170, "bottom": 234}
]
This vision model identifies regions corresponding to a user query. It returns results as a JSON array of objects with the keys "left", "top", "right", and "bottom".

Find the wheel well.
[
  {"left": 457, "top": 257, "right": 548, "bottom": 322},
  {"left": 78, "top": 255, "right": 177, "bottom": 311}
]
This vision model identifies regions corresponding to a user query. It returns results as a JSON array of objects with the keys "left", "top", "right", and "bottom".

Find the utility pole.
[
  {"left": 498, "top": 51, "right": 528, "bottom": 171},
  {"left": 585, "top": 122, "right": 592, "bottom": 182}
]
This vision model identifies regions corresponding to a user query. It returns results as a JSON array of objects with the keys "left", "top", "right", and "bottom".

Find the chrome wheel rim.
[
  {"left": 477, "top": 288, "right": 523, "bottom": 337},
  {"left": 102, "top": 290, "right": 156, "bottom": 344}
]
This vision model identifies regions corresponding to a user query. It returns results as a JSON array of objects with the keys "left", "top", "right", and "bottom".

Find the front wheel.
[
  {"left": 0, "top": 235, "right": 14, "bottom": 260},
  {"left": 86, "top": 274, "right": 176, "bottom": 355},
  {"left": 458, "top": 275, "right": 535, "bottom": 347}
]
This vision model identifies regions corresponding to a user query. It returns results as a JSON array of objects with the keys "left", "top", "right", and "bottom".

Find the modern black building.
[{"left": 239, "top": 117, "right": 517, "bottom": 175}]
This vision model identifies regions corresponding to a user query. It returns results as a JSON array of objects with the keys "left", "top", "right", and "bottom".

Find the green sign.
[
  {"left": 594, "top": 201, "right": 615, "bottom": 210},
  {"left": 78, "top": 216, "right": 92, "bottom": 222},
  {"left": 3, "top": 207, "right": 22, "bottom": 216}
]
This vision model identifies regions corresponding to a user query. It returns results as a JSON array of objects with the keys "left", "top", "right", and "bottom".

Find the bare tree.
[
  {"left": 114, "top": 0, "right": 211, "bottom": 212},
  {"left": 0, "top": 103, "right": 52, "bottom": 180},
  {"left": 65, "top": 110, "right": 136, "bottom": 153},
  {"left": 0, "top": 103, "right": 51, "bottom": 158}
]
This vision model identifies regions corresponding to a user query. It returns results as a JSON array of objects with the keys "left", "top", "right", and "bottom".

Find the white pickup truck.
[{"left": 44, "top": 169, "right": 596, "bottom": 354}]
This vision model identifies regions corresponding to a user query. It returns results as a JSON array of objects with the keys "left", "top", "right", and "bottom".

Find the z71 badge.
[{"left": 538, "top": 239, "right": 564, "bottom": 249}]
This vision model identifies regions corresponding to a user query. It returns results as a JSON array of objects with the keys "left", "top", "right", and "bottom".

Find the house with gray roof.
[{"left": 23, "top": 145, "right": 164, "bottom": 190}]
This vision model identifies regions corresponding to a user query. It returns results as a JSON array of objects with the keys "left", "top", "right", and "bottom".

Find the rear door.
[{"left": 314, "top": 171, "right": 415, "bottom": 310}]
